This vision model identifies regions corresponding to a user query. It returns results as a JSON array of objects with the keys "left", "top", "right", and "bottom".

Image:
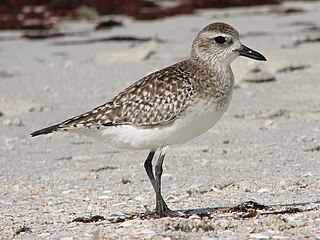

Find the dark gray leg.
[
  {"left": 154, "top": 146, "right": 171, "bottom": 215},
  {"left": 144, "top": 148, "right": 171, "bottom": 216},
  {"left": 144, "top": 149, "right": 157, "bottom": 192}
]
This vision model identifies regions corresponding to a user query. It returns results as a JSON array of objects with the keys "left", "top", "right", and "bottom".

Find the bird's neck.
[
  {"left": 190, "top": 54, "right": 233, "bottom": 77},
  {"left": 189, "top": 55, "right": 235, "bottom": 100}
]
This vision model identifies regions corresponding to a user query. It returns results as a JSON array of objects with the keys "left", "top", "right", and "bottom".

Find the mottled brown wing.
[{"left": 59, "top": 61, "right": 196, "bottom": 129}]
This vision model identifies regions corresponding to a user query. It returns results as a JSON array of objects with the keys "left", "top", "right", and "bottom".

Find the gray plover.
[{"left": 31, "top": 22, "right": 266, "bottom": 216}]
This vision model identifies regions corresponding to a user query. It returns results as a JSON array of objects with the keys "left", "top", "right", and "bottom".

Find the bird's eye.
[{"left": 214, "top": 36, "right": 227, "bottom": 44}]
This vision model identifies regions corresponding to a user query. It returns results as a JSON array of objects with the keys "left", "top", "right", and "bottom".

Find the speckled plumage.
[
  {"left": 58, "top": 59, "right": 232, "bottom": 130},
  {"left": 31, "top": 22, "right": 266, "bottom": 216},
  {"left": 60, "top": 61, "right": 196, "bottom": 128}
]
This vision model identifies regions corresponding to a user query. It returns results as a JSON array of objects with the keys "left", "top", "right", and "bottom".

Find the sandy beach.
[{"left": 0, "top": 1, "right": 319, "bottom": 239}]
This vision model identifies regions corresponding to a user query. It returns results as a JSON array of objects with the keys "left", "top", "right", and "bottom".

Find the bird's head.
[{"left": 191, "top": 22, "right": 266, "bottom": 67}]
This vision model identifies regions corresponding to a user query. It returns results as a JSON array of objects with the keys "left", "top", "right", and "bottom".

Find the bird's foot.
[
  {"left": 155, "top": 206, "right": 174, "bottom": 217},
  {"left": 141, "top": 208, "right": 184, "bottom": 218}
]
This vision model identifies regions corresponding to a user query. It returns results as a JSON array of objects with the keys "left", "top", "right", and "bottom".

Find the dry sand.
[{"left": 0, "top": 1, "right": 319, "bottom": 239}]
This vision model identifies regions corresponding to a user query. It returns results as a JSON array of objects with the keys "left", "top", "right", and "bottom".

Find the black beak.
[{"left": 239, "top": 44, "right": 266, "bottom": 61}]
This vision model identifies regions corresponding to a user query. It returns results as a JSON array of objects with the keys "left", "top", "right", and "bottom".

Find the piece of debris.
[
  {"left": 304, "top": 145, "right": 320, "bottom": 152},
  {"left": 55, "top": 156, "right": 73, "bottom": 161},
  {"left": 294, "top": 36, "right": 320, "bottom": 46},
  {"left": 90, "top": 166, "right": 118, "bottom": 172},
  {"left": 234, "top": 109, "right": 291, "bottom": 119},
  {"left": 225, "top": 201, "right": 269, "bottom": 213},
  {"left": 270, "top": 7, "right": 305, "bottom": 15},
  {"left": 22, "top": 30, "right": 64, "bottom": 39},
  {"left": 277, "top": 65, "right": 310, "bottom": 73},
  {"left": 121, "top": 178, "right": 131, "bottom": 184},
  {"left": 95, "top": 19, "right": 122, "bottom": 30},
  {"left": 265, "top": 109, "right": 290, "bottom": 119},
  {"left": 261, "top": 207, "right": 303, "bottom": 215},
  {"left": 52, "top": 36, "right": 159, "bottom": 46},
  {"left": 0, "top": 70, "right": 17, "bottom": 78},
  {"left": 14, "top": 226, "right": 32, "bottom": 236},
  {"left": 242, "top": 67, "right": 276, "bottom": 83},
  {"left": 72, "top": 215, "right": 106, "bottom": 223}
]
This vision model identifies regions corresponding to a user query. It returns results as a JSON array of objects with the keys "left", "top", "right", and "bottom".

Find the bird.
[{"left": 31, "top": 22, "right": 266, "bottom": 217}]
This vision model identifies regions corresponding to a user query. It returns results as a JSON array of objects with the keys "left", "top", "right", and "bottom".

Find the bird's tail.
[{"left": 30, "top": 124, "right": 61, "bottom": 137}]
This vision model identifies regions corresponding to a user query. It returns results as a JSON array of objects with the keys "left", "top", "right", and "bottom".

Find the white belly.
[{"left": 79, "top": 98, "right": 231, "bottom": 150}]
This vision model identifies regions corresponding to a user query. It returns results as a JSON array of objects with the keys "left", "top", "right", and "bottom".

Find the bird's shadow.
[{"left": 71, "top": 200, "right": 320, "bottom": 224}]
